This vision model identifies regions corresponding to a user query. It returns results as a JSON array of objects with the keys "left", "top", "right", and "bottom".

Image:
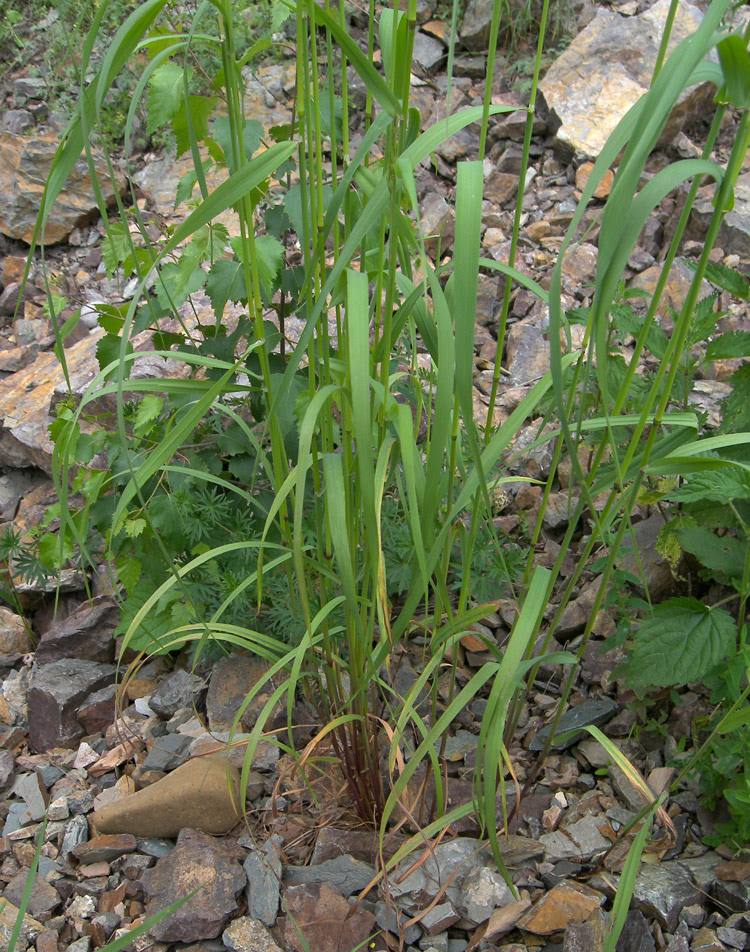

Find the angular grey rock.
[
  {"left": 390, "top": 837, "right": 489, "bottom": 901},
  {"left": 142, "top": 828, "right": 246, "bottom": 942},
  {"left": 421, "top": 192, "right": 455, "bottom": 257},
  {"left": 712, "top": 877, "right": 750, "bottom": 914},
  {"left": 149, "top": 668, "right": 206, "bottom": 719},
  {"left": 3, "top": 802, "right": 33, "bottom": 836},
  {"left": 539, "top": 814, "right": 611, "bottom": 863},
  {"left": 60, "top": 814, "right": 89, "bottom": 865},
  {"left": 0, "top": 900, "right": 44, "bottom": 951},
  {"left": 0, "top": 748, "right": 14, "bottom": 790},
  {"left": 505, "top": 320, "right": 550, "bottom": 387},
  {"left": 690, "top": 174, "right": 750, "bottom": 258},
  {"left": 457, "top": 865, "right": 515, "bottom": 923},
  {"left": 284, "top": 855, "right": 376, "bottom": 895},
  {"left": 420, "top": 901, "right": 460, "bottom": 935},
  {"left": 631, "top": 861, "right": 702, "bottom": 931},
  {"left": 27, "top": 658, "right": 116, "bottom": 752},
  {"left": 140, "top": 732, "right": 192, "bottom": 771},
  {"left": 530, "top": 699, "right": 619, "bottom": 751},
  {"left": 0, "top": 133, "right": 125, "bottom": 245},
  {"left": 34, "top": 597, "right": 119, "bottom": 665},
  {"left": 223, "top": 916, "right": 284, "bottom": 952},
  {"left": 539, "top": 0, "right": 714, "bottom": 159},
  {"left": 3, "top": 869, "right": 61, "bottom": 920},
  {"left": 13, "top": 771, "right": 48, "bottom": 821},
  {"left": 244, "top": 835, "right": 282, "bottom": 926},
  {"left": 412, "top": 31, "right": 445, "bottom": 71},
  {"left": 459, "top": 0, "right": 494, "bottom": 51},
  {"left": 375, "top": 902, "right": 422, "bottom": 944}
]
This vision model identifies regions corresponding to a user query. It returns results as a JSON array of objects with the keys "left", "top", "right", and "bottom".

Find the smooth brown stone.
[{"left": 91, "top": 756, "right": 242, "bottom": 838}]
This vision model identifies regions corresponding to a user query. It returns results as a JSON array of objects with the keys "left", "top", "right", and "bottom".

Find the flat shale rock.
[
  {"left": 27, "top": 658, "right": 116, "bottom": 752},
  {"left": 282, "top": 882, "right": 377, "bottom": 952},
  {"left": 0, "top": 899, "right": 44, "bottom": 950},
  {"left": 142, "top": 828, "right": 246, "bottom": 943},
  {"left": 34, "top": 596, "right": 119, "bottom": 665},
  {"left": 206, "top": 652, "right": 281, "bottom": 733},
  {"left": 539, "top": 814, "right": 611, "bottom": 863},
  {"left": 91, "top": 756, "right": 242, "bottom": 838},
  {"left": 539, "top": 0, "right": 713, "bottom": 159},
  {"left": 631, "top": 861, "right": 704, "bottom": 931},
  {"left": 0, "top": 133, "right": 125, "bottom": 245},
  {"left": 0, "top": 606, "right": 32, "bottom": 665},
  {"left": 223, "top": 917, "right": 284, "bottom": 952},
  {"left": 518, "top": 881, "right": 605, "bottom": 936},
  {"left": 0, "top": 330, "right": 104, "bottom": 472}
]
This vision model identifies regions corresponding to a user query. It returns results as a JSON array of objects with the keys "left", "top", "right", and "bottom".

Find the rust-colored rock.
[
  {"left": 0, "top": 132, "right": 125, "bottom": 245},
  {"left": 518, "top": 881, "right": 605, "bottom": 936},
  {"left": 540, "top": 0, "right": 714, "bottom": 159},
  {"left": 283, "top": 882, "right": 377, "bottom": 952},
  {"left": 91, "top": 756, "right": 242, "bottom": 838},
  {"left": 142, "top": 828, "right": 246, "bottom": 943}
]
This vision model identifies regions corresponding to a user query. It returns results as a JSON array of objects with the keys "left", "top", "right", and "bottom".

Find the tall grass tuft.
[{"left": 26, "top": 0, "right": 750, "bottom": 935}]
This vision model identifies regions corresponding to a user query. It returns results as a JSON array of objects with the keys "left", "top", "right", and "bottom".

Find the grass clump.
[{"left": 15, "top": 0, "right": 750, "bottom": 943}]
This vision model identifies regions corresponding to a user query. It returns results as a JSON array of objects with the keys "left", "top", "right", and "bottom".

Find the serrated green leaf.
[
  {"left": 205, "top": 258, "right": 247, "bottom": 318},
  {"left": 719, "top": 364, "right": 750, "bottom": 436},
  {"left": 689, "top": 293, "right": 720, "bottom": 346},
  {"left": 133, "top": 394, "right": 164, "bottom": 435},
  {"left": 147, "top": 61, "right": 186, "bottom": 135},
  {"left": 38, "top": 532, "right": 74, "bottom": 570},
  {"left": 96, "top": 333, "right": 133, "bottom": 376},
  {"left": 211, "top": 116, "right": 263, "bottom": 174},
  {"left": 626, "top": 597, "right": 736, "bottom": 689},
  {"left": 124, "top": 517, "right": 148, "bottom": 538},
  {"left": 256, "top": 234, "right": 284, "bottom": 297},
  {"left": 174, "top": 158, "right": 213, "bottom": 207},
  {"left": 116, "top": 555, "right": 143, "bottom": 595},
  {"left": 674, "top": 524, "right": 746, "bottom": 584},
  {"left": 101, "top": 222, "right": 130, "bottom": 277},
  {"left": 685, "top": 258, "right": 750, "bottom": 299},
  {"left": 706, "top": 331, "right": 750, "bottom": 360},
  {"left": 172, "top": 95, "right": 217, "bottom": 157},
  {"left": 154, "top": 258, "right": 206, "bottom": 310},
  {"left": 667, "top": 463, "right": 750, "bottom": 504}
]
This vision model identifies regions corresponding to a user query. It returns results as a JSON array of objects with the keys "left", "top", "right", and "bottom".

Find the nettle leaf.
[
  {"left": 205, "top": 258, "right": 247, "bottom": 318},
  {"left": 133, "top": 395, "right": 164, "bottom": 436},
  {"left": 625, "top": 597, "right": 736, "bottom": 690},
  {"left": 612, "top": 305, "right": 669, "bottom": 360},
  {"left": 96, "top": 334, "right": 133, "bottom": 376},
  {"left": 667, "top": 463, "right": 750, "bottom": 504},
  {"left": 38, "top": 532, "right": 74, "bottom": 570},
  {"left": 689, "top": 293, "right": 720, "bottom": 346},
  {"left": 706, "top": 331, "right": 750, "bottom": 361},
  {"left": 674, "top": 524, "right": 746, "bottom": 585},
  {"left": 101, "top": 222, "right": 131, "bottom": 277},
  {"left": 256, "top": 234, "right": 284, "bottom": 296},
  {"left": 147, "top": 61, "right": 187, "bottom": 136},
  {"left": 283, "top": 182, "right": 334, "bottom": 241},
  {"left": 211, "top": 116, "right": 264, "bottom": 174},
  {"left": 686, "top": 258, "right": 750, "bottom": 299},
  {"left": 124, "top": 517, "right": 148, "bottom": 539},
  {"left": 172, "top": 95, "right": 218, "bottom": 157},
  {"left": 719, "top": 365, "right": 750, "bottom": 435},
  {"left": 116, "top": 555, "right": 142, "bottom": 595},
  {"left": 155, "top": 259, "right": 206, "bottom": 310},
  {"left": 174, "top": 158, "right": 213, "bottom": 207}
]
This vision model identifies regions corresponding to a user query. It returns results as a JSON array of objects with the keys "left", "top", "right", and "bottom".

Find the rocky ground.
[{"left": 2, "top": 0, "right": 750, "bottom": 950}]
